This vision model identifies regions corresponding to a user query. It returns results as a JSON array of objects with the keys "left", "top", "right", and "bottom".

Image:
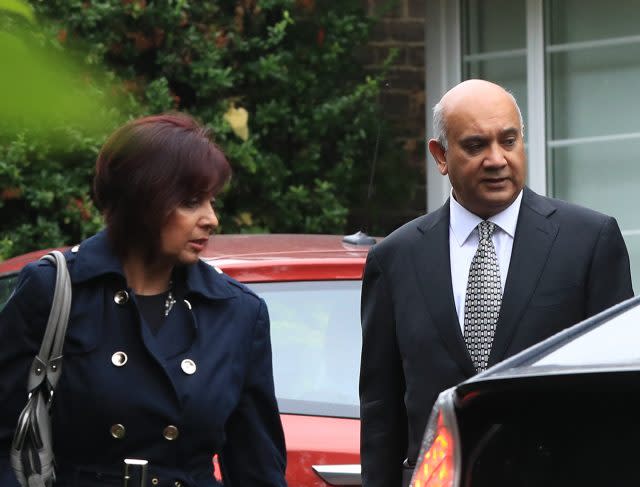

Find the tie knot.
[{"left": 478, "top": 220, "right": 495, "bottom": 241}]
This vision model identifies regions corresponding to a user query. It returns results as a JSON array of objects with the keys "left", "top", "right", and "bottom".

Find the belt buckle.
[{"left": 123, "top": 458, "right": 148, "bottom": 487}]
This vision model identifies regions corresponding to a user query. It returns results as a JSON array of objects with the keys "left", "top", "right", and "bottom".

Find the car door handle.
[{"left": 312, "top": 464, "right": 361, "bottom": 485}]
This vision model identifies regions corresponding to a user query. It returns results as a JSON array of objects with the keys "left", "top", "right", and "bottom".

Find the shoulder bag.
[{"left": 10, "top": 251, "right": 72, "bottom": 487}]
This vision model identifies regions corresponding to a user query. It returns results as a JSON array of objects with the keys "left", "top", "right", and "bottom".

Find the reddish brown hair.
[{"left": 93, "top": 113, "right": 231, "bottom": 260}]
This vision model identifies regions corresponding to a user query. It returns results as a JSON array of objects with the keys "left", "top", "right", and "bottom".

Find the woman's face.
[{"left": 159, "top": 194, "right": 218, "bottom": 265}]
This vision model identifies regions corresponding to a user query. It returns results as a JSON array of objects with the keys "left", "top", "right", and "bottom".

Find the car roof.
[
  {"left": 0, "top": 234, "right": 376, "bottom": 282},
  {"left": 457, "top": 296, "right": 640, "bottom": 393},
  {"left": 201, "top": 234, "right": 373, "bottom": 282}
]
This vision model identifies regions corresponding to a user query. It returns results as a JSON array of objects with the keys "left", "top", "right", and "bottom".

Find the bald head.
[{"left": 433, "top": 80, "right": 524, "bottom": 150}]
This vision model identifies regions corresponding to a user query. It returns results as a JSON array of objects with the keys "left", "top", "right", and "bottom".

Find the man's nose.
[{"left": 484, "top": 142, "right": 507, "bottom": 167}]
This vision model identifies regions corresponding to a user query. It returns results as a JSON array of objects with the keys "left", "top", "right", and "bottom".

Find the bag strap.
[{"left": 26, "top": 250, "right": 72, "bottom": 394}]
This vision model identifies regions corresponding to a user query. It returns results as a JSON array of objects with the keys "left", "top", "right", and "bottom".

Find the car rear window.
[
  {"left": 460, "top": 384, "right": 640, "bottom": 486},
  {"left": 248, "top": 280, "right": 361, "bottom": 419},
  {"left": 527, "top": 302, "right": 640, "bottom": 369}
]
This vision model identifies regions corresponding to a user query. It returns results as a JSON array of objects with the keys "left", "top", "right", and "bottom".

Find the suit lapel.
[
  {"left": 413, "top": 203, "right": 476, "bottom": 377},
  {"left": 488, "top": 188, "right": 559, "bottom": 366}
]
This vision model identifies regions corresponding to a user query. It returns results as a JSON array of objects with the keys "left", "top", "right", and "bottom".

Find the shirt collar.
[{"left": 449, "top": 189, "right": 523, "bottom": 247}]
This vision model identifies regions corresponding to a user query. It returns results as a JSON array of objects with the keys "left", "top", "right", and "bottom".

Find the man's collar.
[{"left": 449, "top": 189, "right": 523, "bottom": 246}]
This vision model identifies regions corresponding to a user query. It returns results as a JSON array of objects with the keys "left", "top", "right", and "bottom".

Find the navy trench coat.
[{"left": 0, "top": 231, "right": 287, "bottom": 487}]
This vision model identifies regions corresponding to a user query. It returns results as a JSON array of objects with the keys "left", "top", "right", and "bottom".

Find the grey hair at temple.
[{"left": 432, "top": 90, "right": 525, "bottom": 151}]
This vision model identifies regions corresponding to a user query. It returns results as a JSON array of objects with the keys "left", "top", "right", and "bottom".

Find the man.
[{"left": 359, "top": 79, "right": 633, "bottom": 487}]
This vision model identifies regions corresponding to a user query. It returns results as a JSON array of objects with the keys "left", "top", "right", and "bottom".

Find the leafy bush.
[{"left": 0, "top": 0, "right": 415, "bottom": 259}]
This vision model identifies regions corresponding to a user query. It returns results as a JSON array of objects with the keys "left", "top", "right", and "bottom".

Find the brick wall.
[{"left": 363, "top": 0, "right": 427, "bottom": 231}]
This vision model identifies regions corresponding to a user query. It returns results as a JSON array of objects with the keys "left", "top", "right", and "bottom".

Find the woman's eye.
[{"left": 183, "top": 197, "right": 200, "bottom": 208}]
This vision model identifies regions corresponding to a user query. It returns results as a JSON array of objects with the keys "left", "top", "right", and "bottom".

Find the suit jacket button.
[
  {"left": 174, "top": 482, "right": 183, "bottom": 487},
  {"left": 110, "top": 424, "right": 126, "bottom": 439},
  {"left": 163, "top": 425, "right": 179, "bottom": 441},
  {"left": 71, "top": 245, "right": 80, "bottom": 253},
  {"left": 151, "top": 478, "right": 159, "bottom": 485},
  {"left": 111, "top": 351, "right": 128, "bottom": 367},
  {"left": 114, "top": 290, "right": 129, "bottom": 305},
  {"left": 180, "top": 359, "right": 196, "bottom": 375}
]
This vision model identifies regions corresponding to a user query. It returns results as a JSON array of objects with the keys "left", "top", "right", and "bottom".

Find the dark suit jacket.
[{"left": 359, "top": 187, "right": 634, "bottom": 487}]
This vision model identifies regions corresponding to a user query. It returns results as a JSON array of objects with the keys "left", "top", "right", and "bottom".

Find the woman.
[{"left": 0, "top": 114, "right": 287, "bottom": 486}]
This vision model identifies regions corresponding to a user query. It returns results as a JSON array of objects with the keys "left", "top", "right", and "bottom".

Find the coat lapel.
[
  {"left": 413, "top": 203, "right": 476, "bottom": 377},
  {"left": 488, "top": 188, "right": 559, "bottom": 366}
]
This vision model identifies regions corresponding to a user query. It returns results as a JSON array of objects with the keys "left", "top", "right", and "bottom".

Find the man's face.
[{"left": 435, "top": 90, "right": 526, "bottom": 219}]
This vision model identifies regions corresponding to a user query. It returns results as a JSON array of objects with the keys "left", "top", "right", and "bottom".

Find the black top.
[{"left": 136, "top": 292, "right": 168, "bottom": 334}]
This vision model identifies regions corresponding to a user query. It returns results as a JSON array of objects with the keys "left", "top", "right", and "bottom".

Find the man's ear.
[{"left": 428, "top": 139, "right": 448, "bottom": 175}]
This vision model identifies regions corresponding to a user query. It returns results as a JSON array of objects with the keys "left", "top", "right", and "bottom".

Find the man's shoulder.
[
  {"left": 523, "top": 188, "right": 613, "bottom": 226},
  {"left": 373, "top": 205, "right": 447, "bottom": 254}
]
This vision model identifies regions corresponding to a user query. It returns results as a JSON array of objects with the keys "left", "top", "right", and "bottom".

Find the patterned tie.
[{"left": 464, "top": 220, "right": 502, "bottom": 372}]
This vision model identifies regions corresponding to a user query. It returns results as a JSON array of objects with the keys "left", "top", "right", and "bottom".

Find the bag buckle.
[{"left": 123, "top": 458, "right": 148, "bottom": 487}]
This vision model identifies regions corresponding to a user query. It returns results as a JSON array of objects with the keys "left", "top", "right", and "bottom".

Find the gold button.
[
  {"left": 114, "top": 290, "right": 129, "bottom": 305},
  {"left": 151, "top": 478, "right": 159, "bottom": 485},
  {"left": 181, "top": 359, "right": 196, "bottom": 375},
  {"left": 163, "top": 425, "right": 179, "bottom": 441},
  {"left": 111, "top": 351, "right": 128, "bottom": 367},
  {"left": 110, "top": 423, "right": 125, "bottom": 439}
]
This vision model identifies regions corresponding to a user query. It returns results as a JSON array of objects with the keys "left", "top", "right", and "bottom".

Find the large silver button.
[
  {"left": 174, "top": 481, "right": 183, "bottom": 487},
  {"left": 111, "top": 351, "right": 128, "bottom": 367},
  {"left": 114, "top": 290, "right": 129, "bottom": 305},
  {"left": 181, "top": 359, "right": 196, "bottom": 375},
  {"left": 151, "top": 478, "right": 159, "bottom": 485},
  {"left": 71, "top": 245, "right": 80, "bottom": 253},
  {"left": 110, "top": 424, "right": 126, "bottom": 439},
  {"left": 163, "top": 425, "right": 179, "bottom": 441}
]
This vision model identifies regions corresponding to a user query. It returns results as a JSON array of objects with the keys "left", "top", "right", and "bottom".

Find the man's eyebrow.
[
  {"left": 459, "top": 135, "right": 487, "bottom": 144},
  {"left": 501, "top": 127, "right": 519, "bottom": 136}
]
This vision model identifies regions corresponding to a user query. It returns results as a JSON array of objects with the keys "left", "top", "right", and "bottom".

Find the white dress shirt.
[{"left": 449, "top": 189, "right": 523, "bottom": 333}]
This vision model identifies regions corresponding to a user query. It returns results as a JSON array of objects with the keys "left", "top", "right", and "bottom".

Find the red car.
[{"left": 0, "top": 233, "right": 373, "bottom": 486}]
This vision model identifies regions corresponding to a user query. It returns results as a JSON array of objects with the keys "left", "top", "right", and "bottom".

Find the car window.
[
  {"left": 0, "top": 273, "right": 19, "bottom": 311},
  {"left": 248, "top": 280, "right": 361, "bottom": 419},
  {"left": 528, "top": 303, "right": 640, "bottom": 369}
]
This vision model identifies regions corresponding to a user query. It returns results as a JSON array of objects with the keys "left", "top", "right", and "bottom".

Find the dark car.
[
  {"left": 410, "top": 295, "right": 640, "bottom": 487},
  {"left": 0, "top": 233, "right": 370, "bottom": 486}
]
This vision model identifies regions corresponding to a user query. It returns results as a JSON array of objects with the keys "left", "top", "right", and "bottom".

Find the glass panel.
[
  {"left": 545, "top": 0, "right": 640, "bottom": 289},
  {"left": 547, "top": 0, "right": 640, "bottom": 44},
  {"left": 550, "top": 142, "right": 640, "bottom": 290},
  {"left": 547, "top": 44, "right": 640, "bottom": 140},
  {"left": 249, "top": 280, "right": 361, "bottom": 418},
  {"left": 462, "top": 0, "right": 526, "bottom": 54},
  {"left": 0, "top": 274, "right": 18, "bottom": 311}
]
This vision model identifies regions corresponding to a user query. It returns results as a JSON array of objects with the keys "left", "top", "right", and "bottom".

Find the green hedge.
[{"left": 0, "top": 0, "right": 416, "bottom": 259}]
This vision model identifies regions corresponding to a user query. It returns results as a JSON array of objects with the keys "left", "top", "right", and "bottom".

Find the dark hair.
[{"left": 93, "top": 113, "right": 231, "bottom": 260}]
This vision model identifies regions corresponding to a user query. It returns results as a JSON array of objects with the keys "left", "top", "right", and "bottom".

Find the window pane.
[
  {"left": 545, "top": 0, "right": 640, "bottom": 290},
  {"left": 547, "top": 0, "right": 640, "bottom": 44},
  {"left": 550, "top": 142, "right": 640, "bottom": 290},
  {"left": 249, "top": 280, "right": 361, "bottom": 418},
  {"left": 462, "top": 0, "right": 526, "bottom": 54},
  {"left": 547, "top": 45, "right": 640, "bottom": 140}
]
